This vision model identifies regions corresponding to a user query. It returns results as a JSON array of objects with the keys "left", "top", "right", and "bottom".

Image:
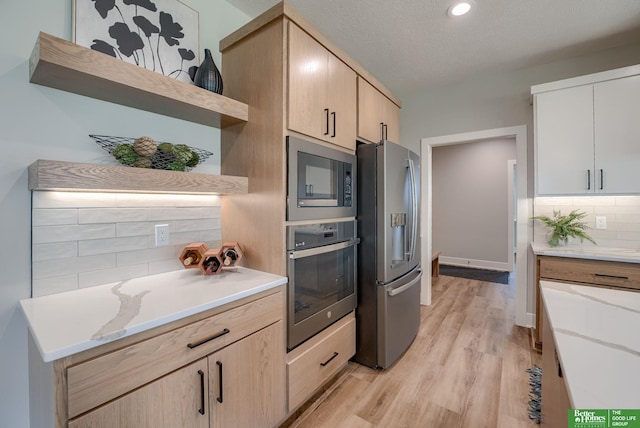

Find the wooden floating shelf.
[
  {"left": 29, "top": 32, "right": 249, "bottom": 128},
  {"left": 28, "top": 160, "right": 248, "bottom": 195}
]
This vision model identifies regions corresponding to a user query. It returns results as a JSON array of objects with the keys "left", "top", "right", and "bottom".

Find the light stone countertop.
[
  {"left": 20, "top": 267, "right": 287, "bottom": 362},
  {"left": 531, "top": 242, "right": 640, "bottom": 264},
  {"left": 540, "top": 281, "right": 640, "bottom": 409}
]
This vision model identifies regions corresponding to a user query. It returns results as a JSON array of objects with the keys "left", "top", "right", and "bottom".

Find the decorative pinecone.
[
  {"left": 133, "top": 157, "right": 152, "bottom": 168},
  {"left": 133, "top": 136, "right": 157, "bottom": 157}
]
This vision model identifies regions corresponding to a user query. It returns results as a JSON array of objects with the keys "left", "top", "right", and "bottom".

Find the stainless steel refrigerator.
[{"left": 354, "top": 140, "right": 422, "bottom": 369}]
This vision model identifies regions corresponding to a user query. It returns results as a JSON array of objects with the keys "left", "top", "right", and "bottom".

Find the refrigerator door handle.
[
  {"left": 407, "top": 158, "right": 418, "bottom": 261},
  {"left": 387, "top": 270, "right": 423, "bottom": 296}
]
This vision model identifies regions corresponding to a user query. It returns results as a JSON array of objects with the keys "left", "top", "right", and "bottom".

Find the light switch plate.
[{"left": 595, "top": 216, "right": 607, "bottom": 230}]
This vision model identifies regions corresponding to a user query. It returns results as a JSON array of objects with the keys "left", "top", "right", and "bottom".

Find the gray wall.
[
  {"left": 432, "top": 138, "right": 516, "bottom": 266},
  {"left": 0, "top": 1, "right": 249, "bottom": 426},
  {"left": 400, "top": 42, "right": 640, "bottom": 316}
]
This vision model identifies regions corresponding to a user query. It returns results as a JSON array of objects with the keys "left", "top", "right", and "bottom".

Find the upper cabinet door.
[
  {"left": 288, "top": 23, "right": 357, "bottom": 150},
  {"left": 594, "top": 75, "right": 640, "bottom": 194},
  {"left": 357, "top": 77, "right": 400, "bottom": 144},
  {"left": 288, "top": 23, "right": 329, "bottom": 142},
  {"left": 535, "top": 85, "right": 594, "bottom": 195},
  {"left": 328, "top": 53, "right": 357, "bottom": 150}
]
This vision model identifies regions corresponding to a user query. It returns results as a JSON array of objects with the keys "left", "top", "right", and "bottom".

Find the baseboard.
[{"left": 439, "top": 256, "right": 512, "bottom": 272}]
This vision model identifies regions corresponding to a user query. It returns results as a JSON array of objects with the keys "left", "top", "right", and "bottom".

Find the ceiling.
[{"left": 225, "top": 0, "right": 640, "bottom": 97}]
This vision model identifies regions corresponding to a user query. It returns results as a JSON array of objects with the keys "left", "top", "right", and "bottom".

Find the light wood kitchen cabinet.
[
  {"left": 532, "top": 255, "right": 640, "bottom": 351},
  {"left": 358, "top": 77, "right": 400, "bottom": 144},
  {"left": 30, "top": 288, "right": 286, "bottom": 428},
  {"left": 540, "top": 300, "right": 571, "bottom": 427},
  {"left": 69, "top": 359, "right": 210, "bottom": 428},
  {"left": 209, "top": 321, "right": 285, "bottom": 428},
  {"left": 288, "top": 23, "right": 356, "bottom": 150},
  {"left": 533, "top": 67, "right": 640, "bottom": 195}
]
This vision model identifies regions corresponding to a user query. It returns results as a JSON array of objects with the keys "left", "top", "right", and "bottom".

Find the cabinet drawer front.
[
  {"left": 287, "top": 314, "right": 355, "bottom": 411},
  {"left": 67, "top": 291, "right": 283, "bottom": 418},
  {"left": 539, "top": 257, "right": 640, "bottom": 290}
]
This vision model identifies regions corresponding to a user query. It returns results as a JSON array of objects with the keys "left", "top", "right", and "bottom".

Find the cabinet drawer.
[
  {"left": 539, "top": 256, "right": 640, "bottom": 291},
  {"left": 67, "top": 291, "right": 283, "bottom": 419},
  {"left": 287, "top": 313, "right": 355, "bottom": 411}
]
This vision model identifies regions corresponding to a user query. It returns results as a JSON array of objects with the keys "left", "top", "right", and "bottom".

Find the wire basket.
[{"left": 91, "top": 134, "right": 213, "bottom": 171}]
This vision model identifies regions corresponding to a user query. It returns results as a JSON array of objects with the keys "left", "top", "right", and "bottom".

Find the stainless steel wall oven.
[{"left": 286, "top": 220, "right": 358, "bottom": 350}]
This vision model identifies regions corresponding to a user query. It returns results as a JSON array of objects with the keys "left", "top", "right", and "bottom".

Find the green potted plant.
[{"left": 533, "top": 209, "right": 596, "bottom": 247}]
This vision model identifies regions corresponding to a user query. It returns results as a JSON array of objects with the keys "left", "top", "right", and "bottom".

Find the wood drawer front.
[
  {"left": 287, "top": 314, "right": 355, "bottom": 411},
  {"left": 67, "top": 291, "right": 283, "bottom": 419},
  {"left": 539, "top": 257, "right": 640, "bottom": 291}
]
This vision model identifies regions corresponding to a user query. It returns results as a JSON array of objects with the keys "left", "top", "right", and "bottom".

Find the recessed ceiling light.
[{"left": 448, "top": 1, "right": 473, "bottom": 17}]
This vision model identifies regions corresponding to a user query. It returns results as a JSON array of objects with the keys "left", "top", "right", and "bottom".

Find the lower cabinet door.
[
  {"left": 69, "top": 358, "right": 209, "bottom": 428},
  {"left": 209, "top": 321, "right": 286, "bottom": 428}
]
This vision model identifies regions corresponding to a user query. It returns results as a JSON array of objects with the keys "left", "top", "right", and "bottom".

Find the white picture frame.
[{"left": 73, "top": 0, "right": 199, "bottom": 84}]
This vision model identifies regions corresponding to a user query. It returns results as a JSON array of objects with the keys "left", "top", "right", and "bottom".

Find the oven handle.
[{"left": 289, "top": 238, "right": 360, "bottom": 259}]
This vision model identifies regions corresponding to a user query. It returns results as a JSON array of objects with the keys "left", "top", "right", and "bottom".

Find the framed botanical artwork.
[{"left": 73, "top": 0, "right": 199, "bottom": 84}]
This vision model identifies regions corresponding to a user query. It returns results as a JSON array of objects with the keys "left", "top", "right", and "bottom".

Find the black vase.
[{"left": 192, "top": 49, "right": 223, "bottom": 95}]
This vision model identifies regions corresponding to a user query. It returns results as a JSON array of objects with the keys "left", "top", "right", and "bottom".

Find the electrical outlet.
[
  {"left": 155, "top": 224, "right": 169, "bottom": 246},
  {"left": 595, "top": 216, "right": 607, "bottom": 230}
]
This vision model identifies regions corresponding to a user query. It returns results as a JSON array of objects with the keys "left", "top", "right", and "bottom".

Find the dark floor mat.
[{"left": 439, "top": 265, "right": 510, "bottom": 284}]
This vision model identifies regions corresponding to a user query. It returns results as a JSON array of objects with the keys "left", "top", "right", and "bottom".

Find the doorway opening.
[{"left": 420, "top": 125, "right": 530, "bottom": 327}]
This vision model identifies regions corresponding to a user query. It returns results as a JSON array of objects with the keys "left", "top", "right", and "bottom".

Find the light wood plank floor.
[{"left": 282, "top": 272, "right": 542, "bottom": 428}]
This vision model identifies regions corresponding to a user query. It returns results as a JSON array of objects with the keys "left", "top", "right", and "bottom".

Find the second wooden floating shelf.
[
  {"left": 29, "top": 159, "right": 248, "bottom": 195},
  {"left": 29, "top": 32, "right": 249, "bottom": 128}
]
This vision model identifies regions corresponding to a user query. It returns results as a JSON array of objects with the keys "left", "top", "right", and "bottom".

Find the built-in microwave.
[{"left": 287, "top": 136, "right": 356, "bottom": 221}]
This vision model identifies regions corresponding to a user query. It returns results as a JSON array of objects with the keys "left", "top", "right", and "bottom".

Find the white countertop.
[
  {"left": 540, "top": 281, "right": 640, "bottom": 409},
  {"left": 531, "top": 242, "right": 640, "bottom": 263},
  {"left": 20, "top": 267, "right": 287, "bottom": 362}
]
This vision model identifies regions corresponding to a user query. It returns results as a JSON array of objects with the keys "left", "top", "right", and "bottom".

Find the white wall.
[
  {"left": 0, "top": 1, "right": 249, "bottom": 425},
  {"left": 432, "top": 138, "right": 516, "bottom": 268},
  {"left": 401, "top": 42, "right": 640, "bottom": 316}
]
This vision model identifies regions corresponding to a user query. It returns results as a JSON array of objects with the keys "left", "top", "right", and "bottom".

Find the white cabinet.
[
  {"left": 594, "top": 75, "right": 640, "bottom": 193},
  {"left": 534, "top": 69, "right": 640, "bottom": 195}
]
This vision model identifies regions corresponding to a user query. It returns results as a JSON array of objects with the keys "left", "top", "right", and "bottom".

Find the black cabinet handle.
[
  {"left": 216, "top": 361, "right": 224, "bottom": 403},
  {"left": 187, "top": 328, "right": 230, "bottom": 349},
  {"left": 595, "top": 273, "right": 629, "bottom": 280},
  {"left": 600, "top": 169, "right": 604, "bottom": 190},
  {"left": 380, "top": 122, "right": 384, "bottom": 142},
  {"left": 331, "top": 111, "right": 336, "bottom": 137},
  {"left": 324, "top": 108, "right": 330, "bottom": 135},
  {"left": 587, "top": 169, "right": 591, "bottom": 190},
  {"left": 197, "top": 370, "right": 205, "bottom": 415},
  {"left": 383, "top": 123, "right": 388, "bottom": 141},
  {"left": 320, "top": 351, "right": 339, "bottom": 367}
]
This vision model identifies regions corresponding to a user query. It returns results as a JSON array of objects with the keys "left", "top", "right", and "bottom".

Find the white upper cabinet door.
[
  {"left": 535, "top": 85, "right": 595, "bottom": 195},
  {"left": 594, "top": 75, "right": 640, "bottom": 194}
]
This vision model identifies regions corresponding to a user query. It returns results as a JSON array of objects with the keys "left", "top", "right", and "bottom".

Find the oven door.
[{"left": 287, "top": 238, "right": 358, "bottom": 350}]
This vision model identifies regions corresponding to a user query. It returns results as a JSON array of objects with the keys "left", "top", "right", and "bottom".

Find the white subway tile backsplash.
[
  {"left": 33, "top": 224, "right": 116, "bottom": 244},
  {"left": 32, "top": 275, "right": 79, "bottom": 297},
  {"left": 116, "top": 246, "right": 176, "bottom": 267},
  {"left": 31, "top": 191, "right": 224, "bottom": 297},
  {"left": 79, "top": 208, "right": 149, "bottom": 224},
  {"left": 32, "top": 242, "right": 78, "bottom": 262},
  {"left": 79, "top": 236, "right": 149, "bottom": 256},
  {"left": 33, "top": 191, "right": 117, "bottom": 208},
  {"left": 78, "top": 264, "right": 149, "bottom": 289},
  {"left": 33, "top": 254, "right": 116, "bottom": 280},
  {"left": 32, "top": 209, "right": 78, "bottom": 226},
  {"left": 533, "top": 196, "right": 640, "bottom": 250}
]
